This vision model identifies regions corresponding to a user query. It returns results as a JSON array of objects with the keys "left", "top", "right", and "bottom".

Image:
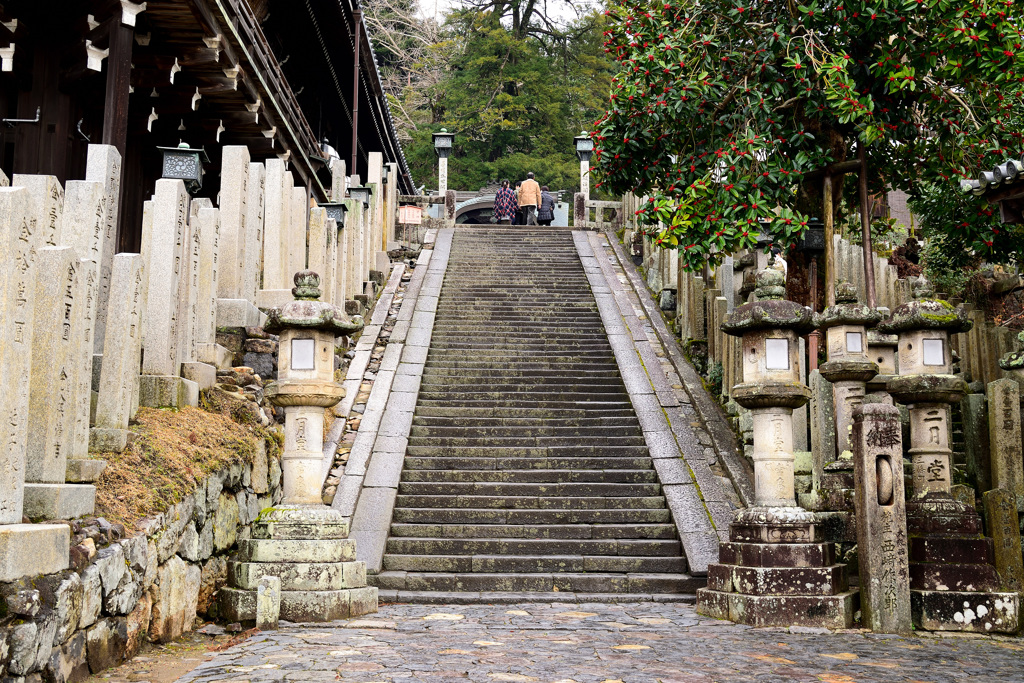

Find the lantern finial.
[
  {"left": 292, "top": 270, "right": 321, "bottom": 301},
  {"left": 754, "top": 268, "right": 785, "bottom": 300},
  {"left": 912, "top": 277, "right": 934, "bottom": 300},
  {"left": 835, "top": 281, "right": 858, "bottom": 304}
]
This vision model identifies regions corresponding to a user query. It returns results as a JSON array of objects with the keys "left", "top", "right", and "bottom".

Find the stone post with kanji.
[{"left": 852, "top": 403, "right": 912, "bottom": 634}]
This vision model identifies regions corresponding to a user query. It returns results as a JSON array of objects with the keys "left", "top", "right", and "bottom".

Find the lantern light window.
[
  {"left": 291, "top": 338, "right": 316, "bottom": 370},
  {"left": 922, "top": 338, "right": 944, "bottom": 366},
  {"left": 765, "top": 338, "right": 789, "bottom": 370}
]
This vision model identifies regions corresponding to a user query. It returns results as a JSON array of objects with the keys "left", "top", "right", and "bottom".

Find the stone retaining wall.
[{"left": 0, "top": 439, "right": 282, "bottom": 683}]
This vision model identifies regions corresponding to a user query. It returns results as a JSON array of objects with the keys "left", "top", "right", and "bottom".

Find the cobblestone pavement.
[{"left": 174, "top": 602, "right": 1024, "bottom": 683}]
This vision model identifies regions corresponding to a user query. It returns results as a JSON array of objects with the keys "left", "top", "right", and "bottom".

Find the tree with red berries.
[{"left": 593, "top": 0, "right": 1024, "bottom": 273}]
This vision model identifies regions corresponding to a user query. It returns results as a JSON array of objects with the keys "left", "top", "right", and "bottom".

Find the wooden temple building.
[{"left": 0, "top": 0, "right": 414, "bottom": 251}]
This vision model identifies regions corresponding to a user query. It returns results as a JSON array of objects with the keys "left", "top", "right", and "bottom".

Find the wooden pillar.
[
  {"left": 103, "top": 18, "right": 133, "bottom": 253},
  {"left": 102, "top": 21, "right": 133, "bottom": 156},
  {"left": 350, "top": 10, "right": 362, "bottom": 173},
  {"left": 823, "top": 172, "right": 835, "bottom": 308}
]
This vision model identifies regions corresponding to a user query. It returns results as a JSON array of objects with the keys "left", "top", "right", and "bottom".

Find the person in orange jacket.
[{"left": 518, "top": 172, "right": 542, "bottom": 226}]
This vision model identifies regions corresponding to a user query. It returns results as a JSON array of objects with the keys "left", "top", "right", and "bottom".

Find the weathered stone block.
[
  {"left": 0, "top": 524, "right": 69, "bottom": 582},
  {"left": 138, "top": 376, "right": 199, "bottom": 409},
  {"left": 728, "top": 564, "right": 847, "bottom": 596},
  {"left": 988, "top": 379, "right": 1024, "bottom": 509},
  {"left": 148, "top": 556, "right": 201, "bottom": 643},
  {"left": 124, "top": 592, "right": 151, "bottom": 660},
  {"left": 342, "top": 561, "right": 367, "bottom": 589},
  {"left": 910, "top": 562, "right": 1000, "bottom": 592},
  {"left": 230, "top": 561, "right": 358, "bottom": 591},
  {"left": 181, "top": 362, "right": 217, "bottom": 391},
  {"left": 718, "top": 541, "right": 834, "bottom": 568},
  {"left": 219, "top": 586, "right": 360, "bottom": 623},
  {"left": 696, "top": 588, "right": 857, "bottom": 629},
  {"left": 65, "top": 459, "right": 107, "bottom": 483},
  {"left": 197, "top": 342, "right": 234, "bottom": 371},
  {"left": 911, "top": 590, "right": 1019, "bottom": 633},
  {"left": 88, "top": 428, "right": 128, "bottom": 454},
  {"left": 213, "top": 492, "right": 240, "bottom": 551},
  {"left": 250, "top": 519, "right": 350, "bottom": 540},
  {"left": 216, "top": 299, "right": 264, "bottom": 328},
  {"left": 23, "top": 484, "right": 96, "bottom": 520},
  {"left": 79, "top": 565, "right": 102, "bottom": 630},
  {"left": 45, "top": 630, "right": 89, "bottom": 683},
  {"left": 348, "top": 586, "right": 378, "bottom": 617},
  {"left": 256, "top": 576, "right": 281, "bottom": 630},
  {"left": 85, "top": 618, "right": 126, "bottom": 673},
  {"left": 236, "top": 538, "right": 356, "bottom": 563},
  {"left": 982, "top": 488, "right": 1024, "bottom": 592}
]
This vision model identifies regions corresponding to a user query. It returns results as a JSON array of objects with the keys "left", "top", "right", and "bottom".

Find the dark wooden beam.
[{"left": 102, "top": 17, "right": 133, "bottom": 157}]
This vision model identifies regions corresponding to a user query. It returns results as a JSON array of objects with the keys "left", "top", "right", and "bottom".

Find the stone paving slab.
[{"left": 173, "top": 602, "right": 1024, "bottom": 683}]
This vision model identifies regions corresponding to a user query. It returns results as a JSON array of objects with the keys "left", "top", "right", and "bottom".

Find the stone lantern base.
[
  {"left": 220, "top": 506, "right": 378, "bottom": 622},
  {"left": 696, "top": 507, "right": 858, "bottom": 628},
  {"left": 906, "top": 493, "right": 1019, "bottom": 633}
]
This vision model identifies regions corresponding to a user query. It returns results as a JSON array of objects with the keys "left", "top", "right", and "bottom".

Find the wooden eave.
[{"left": 139, "top": 0, "right": 328, "bottom": 198}]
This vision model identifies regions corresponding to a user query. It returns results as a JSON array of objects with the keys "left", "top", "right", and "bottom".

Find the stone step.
[
  {"left": 393, "top": 495, "right": 668, "bottom": 510},
  {"left": 391, "top": 507, "right": 674, "bottom": 525},
  {"left": 407, "top": 425, "right": 641, "bottom": 439},
  {"left": 426, "top": 348, "right": 615, "bottom": 358},
  {"left": 425, "top": 336, "right": 612, "bottom": 345},
  {"left": 430, "top": 327, "right": 606, "bottom": 335},
  {"left": 401, "top": 469, "right": 657, "bottom": 483},
  {"left": 371, "top": 571, "right": 700, "bottom": 594},
  {"left": 403, "top": 440, "right": 643, "bottom": 450},
  {"left": 421, "top": 366, "right": 623, "bottom": 376},
  {"left": 382, "top": 554, "right": 687, "bottom": 573},
  {"left": 413, "top": 406, "right": 639, "bottom": 418},
  {"left": 397, "top": 481, "right": 662, "bottom": 497},
  {"left": 375, "top": 229, "right": 687, "bottom": 595},
  {"left": 406, "top": 436, "right": 648, "bottom": 448},
  {"left": 386, "top": 538, "right": 683, "bottom": 557},
  {"left": 413, "top": 400, "right": 636, "bottom": 410},
  {"left": 404, "top": 445, "right": 651, "bottom": 458},
  {"left": 403, "top": 456, "right": 656, "bottom": 471},
  {"left": 412, "top": 415, "right": 641, "bottom": 427},
  {"left": 388, "top": 523, "right": 677, "bottom": 539},
  {"left": 417, "top": 368, "right": 622, "bottom": 378},
  {"left": 419, "top": 368, "right": 618, "bottom": 378}
]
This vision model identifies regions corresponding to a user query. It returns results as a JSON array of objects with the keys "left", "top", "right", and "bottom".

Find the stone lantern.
[
  {"left": 806, "top": 283, "right": 883, "bottom": 573},
  {"left": 815, "top": 282, "right": 882, "bottom": 457},
  {"left": 432, "top": 128, "right": 454, "bottom": 195},
  {"left": 697, "top": 269, "right": 856, "bottom": 628},
  {"left": 265, "top": 271, "right": 363, "bottom": 504},
  {"left": 574, "top": 131, "right": 594, "bottom": 200},
  {"left": 220, "top": 271, "right": 378, "bottom": 624},
  {"left": 878, "top": 279, "right": 1019, "bottom": 633}
]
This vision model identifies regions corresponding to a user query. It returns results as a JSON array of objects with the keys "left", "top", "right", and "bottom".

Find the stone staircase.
[{"left": 373, "top": 227, "right": 696, "bottom": 595}]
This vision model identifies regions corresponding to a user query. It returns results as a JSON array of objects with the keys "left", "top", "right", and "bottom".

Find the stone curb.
[
  {"left": 572, "top": 231, "right": 726, "bottom": 576},
  {"left": 346, "top": 229, "right": 453, "bottom": 574},
  {"left": 599, "top": 226, "right": 754, "bottom": 508}
]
